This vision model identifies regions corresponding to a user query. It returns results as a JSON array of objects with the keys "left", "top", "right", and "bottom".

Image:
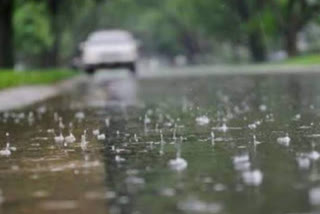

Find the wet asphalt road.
[{"left": 2, "top": 69, "right": 320, "bottom": 214}]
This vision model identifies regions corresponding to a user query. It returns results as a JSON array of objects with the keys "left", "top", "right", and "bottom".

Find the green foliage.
[
  {"left": 0, "top": 69, "right": 77, "bottom": 90},
  {"left": 281, "top": 54, "right": 320, "bottom": 65},
  {"left": 10, "top": 0, "right": 320, "bottom": 66},
  {"left": 14, "top": 2, "right": 53, "bottom": 55}
]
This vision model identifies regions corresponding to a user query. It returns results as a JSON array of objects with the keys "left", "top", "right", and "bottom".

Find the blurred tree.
[
  {"left": 14, "top": 1, "right": 53, "bottom": 66},
  {"left": 223, "top": 0, "right": 269, "bottom": 62},
  {"left": 0, "top": 0, "right": 14, "bottom": 68},
  {"left": 271, "top": 0, "right": 320, "bottom": 56}
]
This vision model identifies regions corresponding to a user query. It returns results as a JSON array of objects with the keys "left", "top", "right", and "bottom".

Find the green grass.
[
  {"left": 0, "top": 69, "right": 77, "bottom": 90},
  {"left": 281, "top": 54, "right": 320, "bottom": 65}
]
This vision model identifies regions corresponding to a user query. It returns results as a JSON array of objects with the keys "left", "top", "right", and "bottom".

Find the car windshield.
[{"left": 88, "top": 32, "right": 132, "bottom": 44}]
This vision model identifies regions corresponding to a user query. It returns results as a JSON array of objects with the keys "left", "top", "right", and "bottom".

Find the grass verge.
[
  {"left": 0, "top": 69, "right": 77, "bottom": 90},
  {"left": 281, "top": 54, "right": 320, "bottom": 65}
]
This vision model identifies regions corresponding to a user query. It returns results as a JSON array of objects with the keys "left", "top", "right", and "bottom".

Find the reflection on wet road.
[{"left": 2, "top": 71, "right": 320, "bottom": 213}]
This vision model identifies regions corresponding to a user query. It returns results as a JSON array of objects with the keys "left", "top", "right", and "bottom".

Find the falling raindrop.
[
  {"left": 159, "top": 130, "right": 165, "bottom": 155},
  {"left": 134, "top": 133, "right": 138, "bottom": 142},
  {"left": 211, "top": 131, "right": 215, "bottom": 146},
  {"left": 105, "top": 117, "right": 110, "bottom": 127}
]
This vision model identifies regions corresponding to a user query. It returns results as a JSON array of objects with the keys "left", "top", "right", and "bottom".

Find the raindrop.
[
  {"left": 293, "top": 114, "right": 301, "bottom": 121},
  {"left": 195, "top": 115, "right": 210, "bottom": 126},
  {"left": 159, "top": 130, "right": 165, "bottom": 155},
  {"left": 248, "top": 123, "right": 257, "bottom": 130},
  {"left": 0, "top": 132, "right": 16, "bottom": 156},
  {"left": 168, "top": 137, "right": 187, "bottom": 171},
  {"left": 105, "top": 117, "right": 110, "bottom": 127},
  {"left": 0, "top": 143, "right": 11, "bottom": 157},
  {"left": 97, "top": 134, "right": 106, "bottom": 141},
  {"left": 134, "top": 133, "right": 138, "bottom": 142},
  {"left": 115, "top": 155, "right": 125, "bottom": 162},
  {"left": 58, "top": 117, "right": 65, "bottom": 129},
  {"left": 297, "top": 156, "right": 311, "bottom": 169},
  {"left": 54, "top": 132, "right": 64, "bottom": 144},
  {"left": 177, "top": 197, "right": 222, "bottom": 213},
  {"left": 308, "top": 151, "right": 320, "bottom": 161},
  {"left": 242, "top": 170, "right": 263, "bottom": 186},
  {"left": 172, "top": 124, "right": 177, "bottom": 140},
  {"left": 65, "top": 123, "right": 76, "bottom": 144},
  {"left": 309, "top": 187, "right": 320, "bottom": 205},
  {"left": 277, "top": 134, "right": 291, "bottom": 146},
  {"left": 75, "top": 111, "right": 85, "bottom": 121},
  {"left": 211, "top": 131, "right": 215, "bottom": 146},
  {"left": 160, "top": 188, "right": 176, "bottom": 197},
  {"left": 92, "top": 129, "right": 100, "bottom": 136},
  {"left": 80, "top": 130, "right": 88, "bottom": 150},
  {"left": 252, "top": 135, "right": 261, "bottom": 146},
  {"left": 233, "top": 154, "right": 250, "bottom": 171},
  {"left": 259, "top": 104, "right": 267, "bottom": 112}
]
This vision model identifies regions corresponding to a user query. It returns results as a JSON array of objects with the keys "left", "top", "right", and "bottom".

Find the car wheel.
[
  {"left": 85, "top": 67, "right": 95, "bottom": 75},
  {"left": 128, "top": 63, "right": 136, "bottom": 75}
]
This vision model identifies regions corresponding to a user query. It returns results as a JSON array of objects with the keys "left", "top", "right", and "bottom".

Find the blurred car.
[{"left": 81, "top": 30, "right": 138, "bottom": 74}]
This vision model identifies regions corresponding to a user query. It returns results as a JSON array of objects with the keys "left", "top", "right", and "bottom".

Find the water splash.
[
  {"left": 97, "top": 134, "right": 106, "bottom": 141},
  {"left": 241, "top": 169, "right": 263, "bottom": 186},
  {"left": 92, "top": 129, "right": 100, "bottom": 136},
  {"left": 309, "top": 187, "right": 320, "bottom": 205},
  {"left": 65, "top": 123, "right": 76, "bottom": 144},
  {"left": 177, "top": 197, "right": 222, "bottom": 213},
  {"left": 252, "top": 135, "right": 261, "bottom": 146},
  {"left": 233, "top": 154, "right": 251, "bottom": 171},
  {"left": 58, "top": 117, "right": 65, "bottom": 129},
  {"left": 80, "top": 130, "right": 88, "bottom": 150},
  {"left": 277, "top": 133, "right": 290, "bottom": 146},
  {"left": 75, "top": 111, "right": 85, "bottom": 121},
  {"left": 54, "top": 132, "right": 64, "bottom": 144},
  {"left": 168, "top": 137, "right": 187, "bottom": 171},
  {"left": 195, "top": 115, "right": 210, "bottom": 126},
  {"left": 0, "top": 133, "right": 13, "bottom": 156},
  {"left": 134, "top": 133, "right": 138, "bottom": 142}
]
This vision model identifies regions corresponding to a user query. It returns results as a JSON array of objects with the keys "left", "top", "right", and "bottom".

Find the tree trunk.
[
  {"left": 180, "top": 31, "right": 201, "bottom": 64},
  {"left": 285, "top": 29, "right": 298, "bottom": 57},
  {"left": 0, "top": 0, "right": 14, "bottom": 68},
  {"left": 248, "top": 29, "right": 267, "bottom": 62},
  {"left": 47, "top": 0, "right": 61, "bottom": 67}
]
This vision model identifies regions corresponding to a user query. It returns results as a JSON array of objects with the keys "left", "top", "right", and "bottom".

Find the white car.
[{"left": 81, "top": 30, "right": 138, "bottom": 74}]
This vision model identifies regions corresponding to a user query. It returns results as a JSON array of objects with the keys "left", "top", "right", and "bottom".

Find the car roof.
[{"left": 88, "top": 30, "right": 133, "bottom": 41}]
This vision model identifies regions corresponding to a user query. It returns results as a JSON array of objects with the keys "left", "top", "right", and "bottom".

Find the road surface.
[{"left": 1, "top": 68, "right": 320, "bottom": 214}]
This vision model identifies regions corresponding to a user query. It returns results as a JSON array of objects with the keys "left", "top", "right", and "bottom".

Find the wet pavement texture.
[{"left": 1, "top": 71, "right": 320, "bottom": 214}]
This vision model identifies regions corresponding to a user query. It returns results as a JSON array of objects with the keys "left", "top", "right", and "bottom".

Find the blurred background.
[{"left": 0, "top": 0, "right": 320, "bottom": 70}]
